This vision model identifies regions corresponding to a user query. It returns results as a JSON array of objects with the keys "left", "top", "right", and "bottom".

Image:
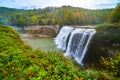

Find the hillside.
[
  {"left": 0, "top": 7, "right": 24, "bottom": 24},
  {"left": 0, "top": 24, "right": 80, "bottom": 79},
  {"left": 107, "top": 3, "right": 120, "bottom": 23},
  {"left": 0, "top": 6, "right": 113, "bottom": 26},
  {"left": 84, "top": 4, "right": 120, "bottom": 78}
]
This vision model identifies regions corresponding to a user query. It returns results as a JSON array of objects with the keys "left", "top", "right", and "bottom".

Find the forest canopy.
[{"left": 0, "top": 6, "right": 113, "bottom": 26}]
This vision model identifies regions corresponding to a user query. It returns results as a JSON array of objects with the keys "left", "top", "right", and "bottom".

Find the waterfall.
[
  {"left": 55, "top": 26, "right": 74, "bottom": 51},
  {"left": 55, "top": 26, "right": 96, "bottom": 65}
]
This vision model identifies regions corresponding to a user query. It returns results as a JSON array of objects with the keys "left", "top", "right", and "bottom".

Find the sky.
[{"left": 0, "top": 0, "right": 120, "bottom": 9}]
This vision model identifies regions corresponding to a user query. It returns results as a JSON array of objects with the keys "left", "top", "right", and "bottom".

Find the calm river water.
[{"left": 28, "top": 37, "right": 62, "bottom": 52}]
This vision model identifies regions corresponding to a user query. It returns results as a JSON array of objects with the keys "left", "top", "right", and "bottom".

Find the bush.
[{"left": 100, "top": 50, "right": 120, "bottom": 77}]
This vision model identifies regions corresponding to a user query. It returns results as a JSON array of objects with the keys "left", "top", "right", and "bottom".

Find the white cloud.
[{"left": 0, "top": 0, "right": 119, "bottom": 9}]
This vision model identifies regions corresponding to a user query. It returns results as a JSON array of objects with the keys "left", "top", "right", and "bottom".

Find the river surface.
[
  {"left": 28, "top": 37, "right": 62, "bottom": 52},
  {"left": 14, "top": 26, "right": 62, "bottom": 52}
]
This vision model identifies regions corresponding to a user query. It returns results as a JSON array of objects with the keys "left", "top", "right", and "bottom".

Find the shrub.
[{"left": 100, "top": 50, "right": 120, "bottom": 77}]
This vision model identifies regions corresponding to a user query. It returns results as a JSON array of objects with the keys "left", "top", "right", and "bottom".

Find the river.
[{"left": 28, "top": 37, "right": 62, "bottom": 52}]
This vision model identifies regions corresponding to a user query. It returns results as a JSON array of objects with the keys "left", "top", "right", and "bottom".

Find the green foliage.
[
  {"left": 96, "top": 23, "right": 120, "bottom": 30},
  {"left": 107, "top": 3, "right": 120, "bottom": 23},
  {"left": 0, "top": 25, "right": 80, "bottom": 79},
  {"left": 77, "top": 69, "right": 116, "bottom": 80},
  {"left": 100, "top": 50, "right": 120, "bottom": 77},
  {"left": 0, "top": 7, "right": 24, "bottom": 25},
  {"left": 0, "top": 6, "right": 113, "bottom": 26},
  {"left": 29, "top": 50, "right": 78, "bottom": 80},
  {"left": 85, "top": 23, "right": 120, "bottom": 70},
  {"left": 95, "top": 23, "right": 120, "bottom": 45},
  {"left": 85, "top": 23, "right": 120, "bottom": 79}
]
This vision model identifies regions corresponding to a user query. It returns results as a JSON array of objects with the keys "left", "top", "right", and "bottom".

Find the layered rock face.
[{"left": 26, "top": 25, "right": 59, "bottom": 38}]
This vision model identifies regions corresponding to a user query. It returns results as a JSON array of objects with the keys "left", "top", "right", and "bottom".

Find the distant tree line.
[{"left": 0, "top": 6, "right": 113, "bottom": 27}]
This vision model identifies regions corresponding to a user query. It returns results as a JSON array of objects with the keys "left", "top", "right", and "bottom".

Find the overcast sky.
[{"left": 0, "top": 0, "right": 120, "bottom": 9}]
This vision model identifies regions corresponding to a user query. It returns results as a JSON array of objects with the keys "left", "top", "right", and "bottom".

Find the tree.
[{"left": 107, "top": 3, "right": 120, "bottom": 23}]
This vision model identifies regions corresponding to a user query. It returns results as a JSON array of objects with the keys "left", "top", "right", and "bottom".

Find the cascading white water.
[
  {"left": 55, "top": 26, "right": 74, "bottom": 51},
  {"left": 65, "top": 28, "right": 96, "bottom": 65},
  {"left": 55, "top": 26, "right": 96, "bottom": 65}
]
